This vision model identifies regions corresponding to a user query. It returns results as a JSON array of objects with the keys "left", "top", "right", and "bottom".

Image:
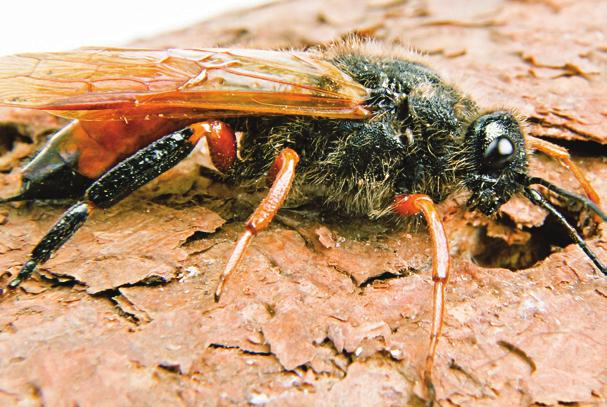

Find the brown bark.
[{"left": 1, "top": 0, "right": 606, "bottom": 405}]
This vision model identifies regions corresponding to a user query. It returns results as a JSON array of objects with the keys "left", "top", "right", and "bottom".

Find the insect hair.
[{"left": 220, "top": 38, "right": 492, "bottom": 222}]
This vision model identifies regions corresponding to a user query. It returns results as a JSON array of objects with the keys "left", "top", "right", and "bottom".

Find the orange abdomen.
[
  {"left": 69, "top": 118, "right": 189, "bottom": 178},
  {"left": 26, "top": 117, "right": 190, "bottom": 179}
]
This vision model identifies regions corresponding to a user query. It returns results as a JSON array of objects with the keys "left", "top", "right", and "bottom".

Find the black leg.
[
  {"left": 524, "top": 187, "right": 607, "bottom": 275},
  {"left": 6, "top": 125, "right": 205, "bottom": 289},
  {"left": 8, "top": 202, "right": 90, "bottom": 288},
  {"left": 528, "top": 176, "right": 607, "bottom": 222}
]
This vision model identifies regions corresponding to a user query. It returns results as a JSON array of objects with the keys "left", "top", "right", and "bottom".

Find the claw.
[{"left": 8, "top": 260, "right": 37, "bottom": 289}]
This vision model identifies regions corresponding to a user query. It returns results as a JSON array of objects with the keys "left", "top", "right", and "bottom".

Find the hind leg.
[{"left": 6, "top": 120, "right": 236, "bottom": 289}]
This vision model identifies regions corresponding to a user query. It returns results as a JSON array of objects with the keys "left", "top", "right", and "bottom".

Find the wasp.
[{"left": 0, "top": 39, "right": 605, "bottom": 400}]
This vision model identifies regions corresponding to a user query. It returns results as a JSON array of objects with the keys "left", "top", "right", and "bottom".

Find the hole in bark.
[
  {"left": 0, "top": 124, "right": 32, "bottom": 156},
  {"left": 472, "top": 213, "right": 582, "bottom": 270},
  {"left": 183, "top": 230, "right": 213, "bottom": 244},
  {"left": 158, "top": 363, "right": 182, "bottom": 374},
  {"left": 360, "top": 270, "right": 403, "bottom": 287}
]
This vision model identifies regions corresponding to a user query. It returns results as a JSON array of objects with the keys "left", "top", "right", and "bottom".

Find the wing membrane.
[{"left": 0, "top": 48, "right": 371, "bottom": 120}]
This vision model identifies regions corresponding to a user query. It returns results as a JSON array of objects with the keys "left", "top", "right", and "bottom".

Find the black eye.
[{"left": 483, "top": 136, "right": 515, "bottom": 169}]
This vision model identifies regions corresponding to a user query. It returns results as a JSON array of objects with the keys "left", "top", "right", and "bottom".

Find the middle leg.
[
  {"left": 214, "top": 148, "right": 300, "bottom": 302},
  {"left": 393, "top": 193, "right": 450, "bottom": 402}
]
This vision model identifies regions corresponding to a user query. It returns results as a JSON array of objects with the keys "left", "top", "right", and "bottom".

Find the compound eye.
[{"left": 483, "top": 136, "right": 515, "bottom": 169}]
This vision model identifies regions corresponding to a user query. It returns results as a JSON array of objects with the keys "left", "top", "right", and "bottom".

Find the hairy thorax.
[{"left": 221, "top": 47, "right": 480, "bottom": 218}]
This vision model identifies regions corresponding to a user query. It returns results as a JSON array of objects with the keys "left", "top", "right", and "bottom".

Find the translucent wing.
[{"left": 0, "top": 47, "right": 371, "bottom": 121}]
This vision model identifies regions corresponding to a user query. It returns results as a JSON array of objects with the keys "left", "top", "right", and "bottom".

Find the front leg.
[
  {"left": 393, "top": 194, "right": 450, "bottom": 403},
  {"left": 527, "top": 135, "right": 602, "bottom": 211},
  {"left": 6, "top": 120, "right": 236, "bottom": 289}
]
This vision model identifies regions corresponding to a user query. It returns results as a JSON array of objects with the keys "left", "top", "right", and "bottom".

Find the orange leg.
[
  {"left": 527, "top": 136, "right": 602, "bottom": 213},
  {"left": 188, "top": 120, "right": 237, "bottom": 172},
  {"left": 214, "top": 148, "right": 300, "bottom": 302},
  {"left": 393, "top": 194, "right": 450, "bottom": 401}
]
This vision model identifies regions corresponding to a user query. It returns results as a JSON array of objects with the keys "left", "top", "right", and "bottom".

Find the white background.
[{"left": 0, "top": 0, "right": 271, "bottom": 56}]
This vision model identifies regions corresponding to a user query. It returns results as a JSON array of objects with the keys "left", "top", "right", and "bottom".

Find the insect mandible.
[{"left": 0, "top": 39, "right": 605, "bottom": 401}]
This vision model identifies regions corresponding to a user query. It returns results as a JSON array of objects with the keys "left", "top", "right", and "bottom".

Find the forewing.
[{"left": 0, "top": 48, "right": 371, "bottom": 120}]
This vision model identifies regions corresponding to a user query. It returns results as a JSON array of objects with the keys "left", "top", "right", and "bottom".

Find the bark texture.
[{"left": 1, "top": 0, "right": 606, "bottom": 406}]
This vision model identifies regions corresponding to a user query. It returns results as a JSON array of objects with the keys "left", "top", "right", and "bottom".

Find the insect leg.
[
  {"left": 527, "top": 176, "right": 607, "bottom": 222},
  {"left": 527, "top": 136, "right": 602, "bottom": 215},
  {"left": 393, "top": 194, "right": 450, "bottom": 401},
  {"left": 7, "top": 202, "right": 91, "bottom": 288},
  {"left": 214, "top": 148, "right": 300, "bottom": 302},
  {"left": 524, "top": 188, "right": 606, "bottom": 275},
  {"left": 7, "top": 121, "right": 236, "bottom": 289}
]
